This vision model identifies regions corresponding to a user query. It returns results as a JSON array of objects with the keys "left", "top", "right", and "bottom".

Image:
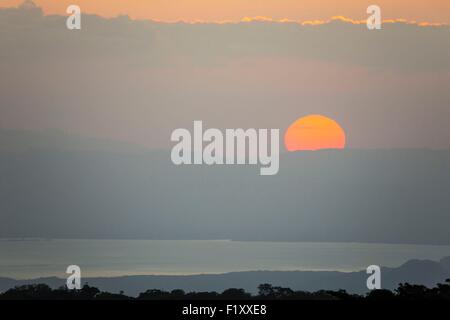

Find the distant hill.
[
  {"left": 0, "top": 129, "right": 148, "bottom": 154},
  {"left": 0, "top": 129, "right": 449, "bottom": 244},
  {"left": 440, "top": 256, "right": 450, "bottom": 270},
  {"left": 1, "top": 257, "right": 449, "bottom": 296}
]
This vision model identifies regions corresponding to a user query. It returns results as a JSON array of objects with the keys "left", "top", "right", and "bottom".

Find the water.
[{"left": 1, "top": 239, "right": 449, "bottom": 279}]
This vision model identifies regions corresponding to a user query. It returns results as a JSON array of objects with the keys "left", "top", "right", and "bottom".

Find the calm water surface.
[{"left": 1, "top": 239, "right": 449, "bottom": 279}]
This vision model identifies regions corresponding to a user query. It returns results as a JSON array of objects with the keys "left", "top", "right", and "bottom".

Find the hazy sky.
[
  {"left": 0, "top": 4, "right": 449, "bottom": 149},
  {"left": 1, "top": 0, "right": 450, "bottom": 23},
  {"left": 1, "top": 2, "right": 450, "bottom": 245}
]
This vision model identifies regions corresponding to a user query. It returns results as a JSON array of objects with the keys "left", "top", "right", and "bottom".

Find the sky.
[
  {"left": 0, "top": 2, "right": 450, "bottom": 149},
  {"left": 1, "top": 1, "right": 450, "bottom": 245},
  {"left": 1, "top": 0, "right": 450, "bottom": 23}
]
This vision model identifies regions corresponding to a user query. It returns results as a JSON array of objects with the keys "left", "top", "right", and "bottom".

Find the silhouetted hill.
[
  {"left": 381, "top": 259, "right": 450, "bottom": 292},
  {"left": 440, "top": 256, "right": 450, "bottom": 270},
  {"left": 1, "top": 257, "right": 449, "bottom": 296},
  {"left": 0, "top": 129, "right": 148, "bottom": 154}
]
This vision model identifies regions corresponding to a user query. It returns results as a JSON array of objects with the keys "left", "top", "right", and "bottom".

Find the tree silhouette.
[{"left": 2, "top": 280, "right": 450, "bottom": 300}]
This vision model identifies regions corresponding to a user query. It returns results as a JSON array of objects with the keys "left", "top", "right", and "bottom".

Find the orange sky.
[{"left": 1, "top": 0, "right": 449, "bottom": 23}]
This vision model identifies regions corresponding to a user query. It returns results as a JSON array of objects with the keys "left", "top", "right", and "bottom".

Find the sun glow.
[{"left": 284, "top": 115, "right": 346, "bottom": 151}]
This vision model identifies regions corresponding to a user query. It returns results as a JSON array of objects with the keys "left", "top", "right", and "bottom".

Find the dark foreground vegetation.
[{"left": 1, "top": 280, "right": 450, "bottom": 300}]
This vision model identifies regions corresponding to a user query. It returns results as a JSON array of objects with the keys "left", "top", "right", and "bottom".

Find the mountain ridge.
[{"left": 1, "top": 257, "right": 449, "bottom": 296}]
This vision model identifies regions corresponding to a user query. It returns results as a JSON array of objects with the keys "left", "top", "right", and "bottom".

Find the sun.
[{"left": 284, "top": 114, "right": 346, "bottom": 151}]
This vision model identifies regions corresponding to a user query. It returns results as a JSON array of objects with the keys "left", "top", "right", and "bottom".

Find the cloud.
[
  {"left": 18, "top": 0, "right": 38, "bottom": 10},
  {"left": 0, "top": 5, "right": 450, "bottom": 149}
]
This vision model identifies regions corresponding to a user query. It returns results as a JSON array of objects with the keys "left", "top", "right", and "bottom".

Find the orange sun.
[{"left": 284, "top": 114, "right": 346, "bottom": 151}]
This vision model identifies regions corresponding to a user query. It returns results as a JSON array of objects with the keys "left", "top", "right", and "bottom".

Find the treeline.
[{"left": 1, "top": 280, "right": 450, "bottom": 300}]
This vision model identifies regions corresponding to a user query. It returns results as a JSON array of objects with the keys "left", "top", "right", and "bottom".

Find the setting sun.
[{"left": 284, "top": 115, "right": 346, "bottom": 151}]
